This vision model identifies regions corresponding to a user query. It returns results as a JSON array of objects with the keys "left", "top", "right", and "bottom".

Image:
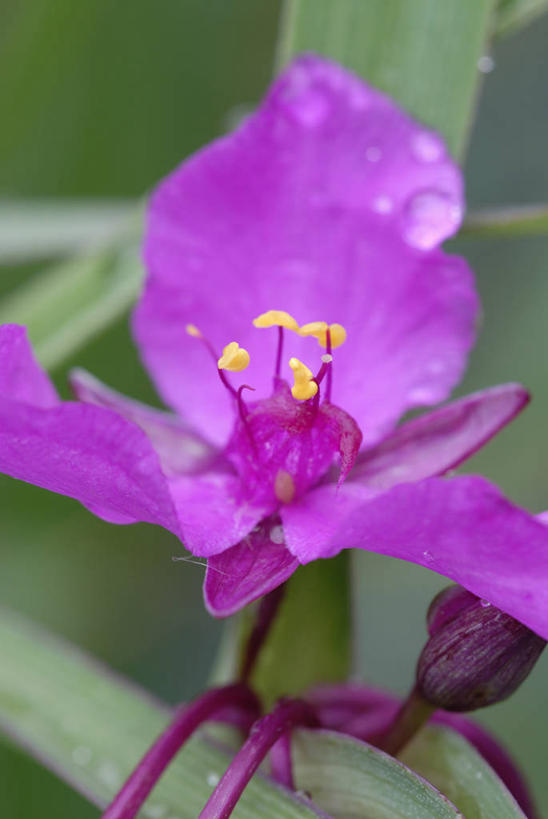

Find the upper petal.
[
  {"left": 70, "top": 368, "right": 220, "bottom": 476},
  {"left": 281, "top": 476, "right": 548, "bottom": 639},
  {"left": 135, "top": 55, "right": 478, "bottom": 446},
  {"left": 350, "top": 384, "right": 529, "bottom": 490},
  {"left": 0, "top": 324, "right": 58, "bottom": 407}
]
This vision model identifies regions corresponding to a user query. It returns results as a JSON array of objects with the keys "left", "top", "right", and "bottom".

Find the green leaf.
[
  {"left": 401, "top": 723, "right": 526, "bottom": 818},
  {"left": 0, "top": 232, "right": 142, "bottom": 370},
  {"left": 461, "top": 204, "right": 548, "bottom": 238},
  {"left": 2, "top": 609, "right": 489, "bottom": 819},
  {"left": 496, "top": 0, "right": 548, "bottom": 37},
  {"left": 292, "top": 729, "right": 461, "bottom": 818},
  {"left": 0, "top": 608, "right": 328, "bottom": 818},
  {"left": 0, "top": 199, "right": 136, "bottom": 264},
  {"left": 276, "top": 0, "right": 497, "bottom": 158},
  {"left": 250, "top": 554, "right": 352, "bottom": 706}
]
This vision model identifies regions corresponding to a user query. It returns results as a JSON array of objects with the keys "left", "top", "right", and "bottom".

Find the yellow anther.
[
  {"left": 289, "top": 357, "right": 318, "bottom": 401},
  {"left": 298, "top": 321, "right": 347, "bottom": 349},
  {"left": 186, "top": 323, "right": 203, "bottom": 338},
  {"left": 218, "top": 341, "right": 250, "bottom": 372},
  {"left": 253, "top": 310, "right": 299, "bottom": 332}
]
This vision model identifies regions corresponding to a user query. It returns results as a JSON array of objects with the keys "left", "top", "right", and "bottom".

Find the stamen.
[
  {"left": 185, "top": 323, "right": 203, "bottom": 338},
  {"left": 218, "top": 341, "right": 250, "bottom": 372},
  {"left": 299, "top": 320, "right": 347, "bottom": 349},
  {"left": 252, "top": 310, "right": 299, "bottom": 332},
  {"left": 253, "top": 310, "right": 300, "bottom": 379},
  {"left": 289, "top": 357, "right": 318, "bottom": 401}
]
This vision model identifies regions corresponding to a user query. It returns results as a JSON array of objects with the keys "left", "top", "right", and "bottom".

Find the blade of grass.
[{"left": 276, "top": 0, "right": 497, "bottom": 158}]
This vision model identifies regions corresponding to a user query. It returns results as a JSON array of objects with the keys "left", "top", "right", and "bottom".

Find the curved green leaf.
[
  {"left": 0, "top": 609, "right": 327, "bottom": 819},
  {"left": 292, "top": 729, "right": 461, "bottom": 818},
  {"left": 401, "top": 724, "right": 526, "bottom": 819},
  {"left": 496, "top": 0, "right": 548, "bottom": 37},
  {"left": 276, "top": 0, "right": 496, "bottom": 158}
]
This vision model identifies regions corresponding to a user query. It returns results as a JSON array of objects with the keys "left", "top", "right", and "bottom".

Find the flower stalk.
[
  {"left": 101, "top": 683, "right": 260, "bottom": 819},
  {"left": 199, "top": 698, "right": 317, "bottom": 819},
  {"left": 377, "top": 685, "right": 435, "bottom": 756},
  {"left": 239, "top": 583, "right": 287, "bottom": 683}
]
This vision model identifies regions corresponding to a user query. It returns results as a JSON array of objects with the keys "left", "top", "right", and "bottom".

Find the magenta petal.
[
  {"left": 0, "top": 325, "right": 58, "bottom": 407},
  {"left": 0, "top": 398, "right": 180, "bottom": 532},
  {"left": 281, "top": 476, "right": 548, "bottom": 639},
  {"left": 350, "top": 384, "right": 529, "bottom": 490},
  {"left": 169, "top": 473, "right": 272, "bottom": 557},
  {"left": 204, "top": 516, "right": 298, "bottom": 617},
  {"left": 70, "top": 368, "right": 219, "bottom": 476},
  {"left": 135, "top": 55, "right": 478, "bottom": 446}
]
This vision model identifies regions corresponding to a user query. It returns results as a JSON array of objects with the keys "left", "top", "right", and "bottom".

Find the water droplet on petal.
[
  {"left": 477, "top": 55, "right": 495, "bottom": 74},
  {"left": 480, "top": 599, "right": 492, "bottom": 608},
  {"left": 408, "top": 387, "right": 435, "bottom": 403},
  {"left": 283, "top": 85, "right": 329, "bottom": 127},
  {"left": 422, "top": 550, "right": 434, "bottom": 563},
  {"left": 372, "top": 195, "right": 393, "bottom": 214},
  {"left": 366, "top": 146, "right": 382, "bottom": 162},
  {"left": 402, "top": 189, "right": 462, "bottom": 250},
  {"left": 427, "top": 358, "right": 445, "bottom": 375},
  {"left": 411, "top": 131, "right": 444, "bottom": 163}
]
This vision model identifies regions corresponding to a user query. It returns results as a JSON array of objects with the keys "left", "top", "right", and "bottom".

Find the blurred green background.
[{"left": 1, "top": 1, "right": 548, "bottom": 816}]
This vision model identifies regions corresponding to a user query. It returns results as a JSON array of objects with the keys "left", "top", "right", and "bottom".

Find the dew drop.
[
  {"left": 480, "top": 599, "right": 492, "bottom": 608},
  {"left": 427, "top": 358, "right": 445, "bottom": 375},
  {"left": 269, "top": 524, "right": 285, "bottom": 545},
  {"left": 97, "top": 761, "right": 121, "bottom": 789},
  {"left": 147, "top": 805, "right": 168, "bottom": 818},
  {"left": 72, "top": 746, "right": 92, "bottom": 766},
  {"left": 411, "top": 131, "right": 444, "bottom": 163},
  {"left": 402, "top": 189, "right": 462, "bottom": 250},
  {"left": 207, "top": 771, "right": 220, "bottom": 787},
  {"left": 477, "top": 55, "right": 495, "bottom": 74},
  {"left": 366, "top": 146, "right": 381, "bottom": 162},
  {"left": 407, "top": 386, "right": 434, "bottom": 403},
  {"left": 284, "top": 89, "right": 329, "bottom": 126},
  {"left": 372, "top": 195, "right": 393, "bottom": 214},
  {"left": 422, "top": 550, "right": 434, "bottom": 563}
]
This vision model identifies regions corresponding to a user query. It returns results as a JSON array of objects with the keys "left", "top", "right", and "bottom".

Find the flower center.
[{"left": 187, "top": 310, "right": 361, "bottom": 506}]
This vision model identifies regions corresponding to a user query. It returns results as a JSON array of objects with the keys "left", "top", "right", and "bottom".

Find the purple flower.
[{"left": 1, "top": 56, "right": 547, "bottom": 635}]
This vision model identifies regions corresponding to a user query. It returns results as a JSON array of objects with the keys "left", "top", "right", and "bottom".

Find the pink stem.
[
  {"left": 101, "top": 683, "right": 260, "bottom": 819},
  {"left": 199, "top": 699, "right": 316, "bottom": 819},
  {"left": 275, "top": 325, "right": 284, "bottom": 379},
  {"left": 239, "top": 583, "right": 287, "bottom": 683},
  {"left": 325, "top": 328, "right": 333, "bottom": 402}
]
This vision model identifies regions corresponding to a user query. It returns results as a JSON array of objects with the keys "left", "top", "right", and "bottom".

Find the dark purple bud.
[{"left": 417, "top": 585, "right": 546, "bottom": 712}]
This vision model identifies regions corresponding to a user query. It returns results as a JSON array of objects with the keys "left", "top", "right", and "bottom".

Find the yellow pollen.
[
  {"left": 275, "top": 469, "right": 296, "bottom": 504},
  {"left": 289, "top": 357, "right": 318, "bottom": 401},
  {"left": 186, "top": 323, "right": 203, "bottom": 338},
  {"left": 299, "top": 321, "right": 347, "bottom": 349},
  {"left": 253, "top": 309, "right": 299, "bottom": 332},
  {"left": 218, "top": 341, "right": 250, "bottom": 372}
]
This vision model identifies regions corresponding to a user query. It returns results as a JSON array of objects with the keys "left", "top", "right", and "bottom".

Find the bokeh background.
[{"left": 1, "top": 2, "right": 547, "bottom": 815}]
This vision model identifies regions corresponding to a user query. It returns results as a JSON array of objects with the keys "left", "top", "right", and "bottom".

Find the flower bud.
[{"left": 417, "top": 585, "right": 546, "bottom": 712}]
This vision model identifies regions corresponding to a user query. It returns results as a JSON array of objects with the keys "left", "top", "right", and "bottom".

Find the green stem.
[
  {"left": 378, "top": 686, "right": 435, "bottom": 756},
  {"left": 460, "top": 203, "right": 548, "bottom": 239}
]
